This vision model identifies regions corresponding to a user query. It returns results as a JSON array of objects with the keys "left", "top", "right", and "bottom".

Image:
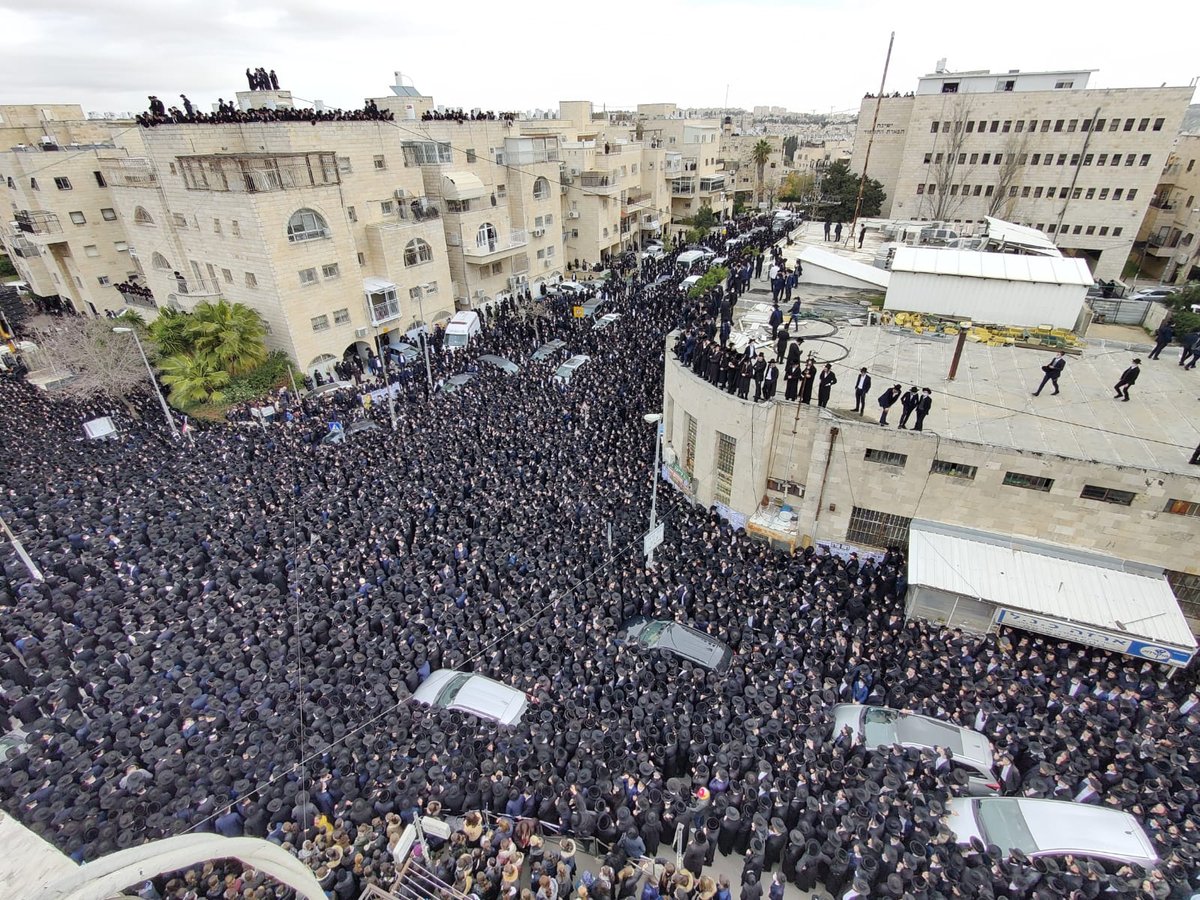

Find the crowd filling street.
[{"left": 1, "top": 213, "right": 1198, "bottom": 900}]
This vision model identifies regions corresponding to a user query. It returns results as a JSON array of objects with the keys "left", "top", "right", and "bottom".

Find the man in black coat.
[
  {"left": 817, "top": 364, "right": 837, "bottom": 408},
  {"left": 1033, "top": 351, "right": 1066, "bottom": 396},
  {"left": 853, "top": 367, "right": 872, "bottom": 414},
  {"left": 913, "top": 388, "right": 933, "bottom": 431},
  {"left": 877, "top": 384, "right": 901, "bottom": 426},
  {"left": 1113, "top": 359, "right": 1141, "bottom": 401},
  {"left": 897, "top": 386, "right": 920, "bottom": 429}
]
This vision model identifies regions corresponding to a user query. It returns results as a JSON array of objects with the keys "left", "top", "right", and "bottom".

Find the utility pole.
[
  {"left": 849, "top": 31, "right": 895, "bottom": 246},
  {"left": 363, "top": 296, "right": 398, "bottom": 431},
  {"left": 113, "top": 326, "right": 178, "bottom": 440},
  {"left": 414, "top": 292, "right": 434, "bottom": 390}
]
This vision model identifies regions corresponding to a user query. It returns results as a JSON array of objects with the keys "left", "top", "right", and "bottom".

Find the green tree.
[
  {"left": 687, "top": 266, "right": 729, "bottom": 298},
  {"left": 683, "top": 206, "right": 720, "bottom": 244},
  {"left": 779, "top": 171, "right": 815, "bottom": 202},
  {"left": 782, "top": 135, "right": 799, "bottom": 166},
  {"left": 148, "top": 308, "right": 194, "bottom": 357},
  {"left": 159, "top": 352, "right": 231, "bottom": 406},
  {"left": 186, "top": 299, "right": 268, "bottom": 376},
  {"left": 752, "top": 139, "right": 772, "bottom": 204},
  {"left": 820, "top": 160, "right": 886, "bottom": 223},
  {"left": 0, "top": 253, "right": 17, "bottom": 279},
  {"left": 1165, "top": 283, "right": 1200, "bottom": 335}
]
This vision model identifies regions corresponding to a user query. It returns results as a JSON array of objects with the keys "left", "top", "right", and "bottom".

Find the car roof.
[
  {"left": 555, "top": 354, "right": 590, "bottom": 374},
  {"left": 532, "top": 339, "right": 567, "bottom": 360},
  {"left": 831, "top": 704, "right": 994, "bottom": 770},
  {"left": 971, "top": 798, "right": 1158, "bottom": 865},
  {"left": 411, "top": 669, "right": 527, "bottom": 725},
  {"left": 479, "top": 354, "right": 519, "bottom": 373}
]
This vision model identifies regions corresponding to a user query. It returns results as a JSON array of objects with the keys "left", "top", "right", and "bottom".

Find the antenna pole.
[{"left": 849, "top": 31, "right": 895, "bottom": 245}]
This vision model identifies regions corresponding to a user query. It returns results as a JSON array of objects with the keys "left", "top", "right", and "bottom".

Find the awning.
[
  {"left": 440, "top": 172, "right": 486, "bottom": 202},
  {"left": 907, "top": 520, "right": 1196, "bottom": 666},
  {"left": 362, "top": 277, "right": 396, "bottom": 294}
]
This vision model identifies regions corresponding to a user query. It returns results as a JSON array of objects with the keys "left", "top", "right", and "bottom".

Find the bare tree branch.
[
  {"left": 29, "top": 317, "right": 151, "bottom": 408},
  {"left": 921, "top": 96, "right": 976, "bottom": 222},
  {"left": 987, "top": 130, "right": 1033, "bottom": 218}
]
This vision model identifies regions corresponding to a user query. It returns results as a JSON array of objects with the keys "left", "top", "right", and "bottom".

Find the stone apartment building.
[
  {"left": 1134, "top": 132, "right": 1200, "bottom": 284},
  {"left": 635, "top": 104, "right": 733, "bottom": 228},
  {"left": 850, "top": 67, "right": 1193, "bottom": 280},
  {"left": 1, "top": 105, "right": 139, "bottom": 317}
]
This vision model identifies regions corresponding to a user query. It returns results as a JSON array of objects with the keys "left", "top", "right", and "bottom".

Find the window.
[
  {"left": 496, "top": 184, "right": 507, "bottom": 199},
  {"left": 299, "top": 267, "right": 318, "bottom": 285},
  {"left": 172, "top": 212, "right": 188, "bottom": 228},
  {"left": 1110, "top": 154, "right": 1121, "bottom": 167},
  {"left": 1021, "top": 186, "right": 1031, "bottom": 198},
  {"left": 311, "top": 315, "right": 330, "bottom": 332},
  {"left": 1003, "top": 472, "right": 1054, "bottom": 492},
  {"left": 1140, "top": 154, "right": 1151, "bottom": 167},
  {"left": 984, "top": 185, "right": 993, "bottom": 197},
  {"left": 931, "top": 459, "right": 977, "bottom": 480},
  {"left": 1153, "top": 117, "right": 1165, "bottom": 132},
  {"left": 151, "top": 252, "right": 171, "bottom": 270},
  {"left": 1099, "top": 188, "right": 1109, "bottom": 200},
  {"left": 846, "top": 507, "right": 912, "bottom": 549},
  {"left": 54, "top": 176, "right": 72, "bottom": 190},
  {"left": 1010, "top": 186, "right": 1019, "bottom": 197},
  {"left": 684, "top": 413, "right": 697, "bottom": 475},
  {"left": 916, "top": 184, "right": 925, "bottom": 195},
  {"left": 545, "top": 213, "right": 554, "bottom": 225},
  {"left": 404, "top": 238, "right": 433, "bottom": 266},
  {"left": 1127, "top": 189, "right": 1137, "bottom": 201},
  {"left": 989, "top": 121, "right": 998, "bottom": 133},
  {"left": 97, "top": 275, "right": 111, "bottom": 286},
  {"left": 930, "top": 122, "right": 939, "bottom": 133},
  {"left": 1165, "top": 570, "right": 1200, "bottom": 624},
  {"left": 232, "top": 220, "right": 240, "bottom": 237},
  {"left": 476, "top": 223, "right": 498, "bottom": 249},
  {"left": 1124, "top": 154, "right": 1135, "bottom": 166},
  {"left": 101, "top": 207, "right": 117, "bottom": 221},
  {"left": 1124, "top": 118, "right": 1135, "bottom": 131},
  {"left": 1040, "top": 120, "right": 1050, "bottom": 132},
  {"left": 1113, "top": 189, "right": 1123, "bottom": 201},
  {"left": 1054, "top": 80, "right": 1073, "bottom": 89},
  {"left": 345, "top": 205, "right": 356, "bottom": 223},
  {"left": 1002, "top": 120, "right": 1011, "bottom": 133},
  {"left": 373, "top": 155, "right": 387, "bottom": 170},
  {"left": 1113, "top": 227, "right": 1122, "bottom": 236},
  {"left": 337, "top": 156, "right": 352, "bottom": 174},
  {"left": 1073, "top": 225, "right": 1082, "bottom": 235},
  {"left": 941, "top": 82, "right": 959, "bottom": 94},
  {"left": 713, "top": 431, "right": 737, "bottom": 505},
  {"left": 222, "top": 268, "right": 233, "bottom": 284},
  {"left": 93, "top": 170, "right": 106, "bottom": 187},
  {"left": 1099, "top": 226, "right": 1109, "bottom": 236},
  {"left": 981, "top": 153, "right": 990, "bottom": 165},
  {"left": 1085, "top": 225, "right": 1095, "bottom": 235},
  {"left": 1138, "top": 118, "right": 1149, "bottom": 132},
  {"left": 1034, "top": 187, "right": 1044, "bottom": 198},
  {"left": 1079, "top": 485, "right": 1135, "bottom": 506},
  {"left": 29, "top": 178, "right": 38, "bottom": 190},
  {"left": 1097, "top": 154, "right": 1107, "bottom": 166},
  {"left": 245, "top": 272, "right": 258, "bottom": 288},
  {"left": 1066, "top": 119, "right": 1077, "bottom": 133},
  {"left": 1081, "top": 119, "right": 1092, "bottom": 132},
  {"left": 321, "top": 263, "right": 340, "bottom": 279},
  {"left": 287, "top": 208, "right": 330, "bottom": 243},
  {"left": 1085, "top": 188, "right": 1094, "bottom": 200},
  {"left": 465, "top": 148, "right": 477, "bottom": 163},
  {"left": 1030, "top": 153, "right": 1040, "bottom": 165},
  {"left": 1054, "top": 120, "right": 1064, "bottom": 132},
  {"left": 114, "top": 241, "right": 128, "bottom": 252},
  {"left": 532, "top": 176, "right": 551, "bottom": 200},
  {"left": 1095, "top": 119, "right": 1106, "bottom": 131},
  {"left": 381, "top": 200, "right": 394, "bottom": 215},
  {"left": 1070, "top": 154, "right": 1080, "bottom": 166},
  {"left": 83, "top": 244, "right": 100, "bottom": 257},
  {"left": 864, "top": 448, "right": 907, "bottom": 467},
  {"left": 69, "top": 211, "right": 86, "bottom": 225},
  {"left": 213, "top": 218, "right": 222, "bottom": 235},
  {"left": 1165, "top": 498, "right": 1200, "bottom": 517},
  {"left": 1057, "top": 154, "right": 1067, "bottom": 166},
  {"left": 1072, "top": 188, "right": 1082, "bottom": 200},
  {"left": 333, "top": 308, "right": 351, "bottom": 325},
  {"left": 969, "top": 153, "right": 978, "bottom": 165}
]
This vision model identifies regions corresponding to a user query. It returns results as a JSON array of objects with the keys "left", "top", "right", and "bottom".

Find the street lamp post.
[
  {"left": 644, "top": 412, "right": 663, "bottom": 567},
  {"left": 414, "top": 292, "right": 434, "bottom": 390},
  {"left": 364, "top": 300, "right": 399, "bottom": 432},
  {"left": 113, "top": 326, "right": 178, "bottom": 440}
]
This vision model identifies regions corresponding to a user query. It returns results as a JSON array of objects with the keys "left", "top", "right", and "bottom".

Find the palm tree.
[
  {"left": 752, "top": 139, "right": 773, "bottom": 206},
  {"left": 148, "top": 308, "right": 193, "bottom": 358},
  {"left": 186, "top": 299, "right": 268, "bottom": 376},
  {"left": 159, "top": 352, "right": 231, "bottom": 406}
]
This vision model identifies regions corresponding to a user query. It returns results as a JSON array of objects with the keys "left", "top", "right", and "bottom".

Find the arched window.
[
  {"left": 476, "top": 223, "right": 497, "bottom": 250},
  {"left": 404, "top": 238, "right": 433, "bottom": 267},
  {"left": 151, "top": 252, "right": 171, "bottom": 270},
  {"left": 533, "top": 177, "right": 551, "bottom": 200},
  {"left": 286, "top": 208, "right": 330, "bottom": 243},
  {"left": 134, "top": 206, "right": 154, "bottom": 225}
]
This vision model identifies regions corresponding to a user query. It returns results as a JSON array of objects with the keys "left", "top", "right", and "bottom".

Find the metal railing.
[
  {"left": 370, "top": 297, "right": 402, "bottom": 325},
  {"left": 463, "top": 230, "right": 528, "bottom": 257},
  {"left": 14, "top": 210, "right": 62, "bottom": 235},
  {"left": 8, "top": 235, "right": 41, "bottom": 257},
  {"left": 100, "top": 157, "right": 158, "bottom": 188}
]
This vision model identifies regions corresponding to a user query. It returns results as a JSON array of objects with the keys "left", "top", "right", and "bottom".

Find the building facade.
[
  {"left": 636, "top": 104, "right": 733, "bottom": 227},
  {"left": 850, "top": 67, "right": 1193, "bottom": 280},
  {"left": 1133, "top": 132, "right": 1200, "bottom": 284}
]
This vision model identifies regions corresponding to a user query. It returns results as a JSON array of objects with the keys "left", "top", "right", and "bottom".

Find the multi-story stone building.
[
  {"left": 1, "top": 105, "right": 139, "bottom": 317},
  {"left": 850, "top": 67, "right": 1193, "bottom": 280},
  {"left": 1133, "top": 132, "right": 1200, "bottom": 284},
  {"left": 635, "top": 104, "right": 733, "bottom": 227},
  {"left": 720, "top": 132, "right": 785, "bottom": 207}
]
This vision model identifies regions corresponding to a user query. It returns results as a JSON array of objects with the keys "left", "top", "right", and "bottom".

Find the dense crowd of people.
[
  {"left": 421, "top": 109, "right": 518, "bottom": 123},
  {"left": 0, "top": 212, "right": 1198, "bottom": 900},
  {"left": 137, "top": 98, "right": 393, "bottom": 128}
]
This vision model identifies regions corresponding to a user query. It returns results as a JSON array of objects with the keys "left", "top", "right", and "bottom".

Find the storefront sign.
[{"left": 996, "top": 608, "right": 1192, "bottom": 667}]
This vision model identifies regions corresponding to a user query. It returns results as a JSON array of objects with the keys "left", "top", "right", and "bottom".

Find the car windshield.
[
  {"left": 637, "top": 620, "right": 670, "bottom": 647},
  {"left": 434, "top": 673, "right": 472, "bottom": 708},
  {"left": 976, "top": 799, "right": 1038, "bottom": 856},
  {"left": 862, "top": 707, "right": 901, "bottom": 745},
  {"left": 895, "top": 715, "right": 965, "bottom": 754},
  {"left": 446, "top": 333, "right": 467, "bottom": 347}
]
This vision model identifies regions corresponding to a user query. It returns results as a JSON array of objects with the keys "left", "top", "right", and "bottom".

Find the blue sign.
[{"left": 996, "top": 608, "right": 1193, "bottom": 668}]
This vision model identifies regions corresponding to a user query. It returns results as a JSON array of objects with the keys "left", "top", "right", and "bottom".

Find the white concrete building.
[
  {"left": 1133, "top": 132, "right": 1200, "bottom": 284},
  {"left": 850, "top": 66, "right": 1193, "bottom": 280}
]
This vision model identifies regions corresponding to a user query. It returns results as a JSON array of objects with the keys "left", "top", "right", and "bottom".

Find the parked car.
[
  {"left": 411, "top": 669, "right": 528, "bottom": 725},
  {"left": 439, "top": 373, "right": 477, "bottom": 394},
  {"left": 479, "top": 354, "right": 519, "bottom": 374},
  {"left": 593, "top": 313, "right": 622, "bottom": 331},
  {"left": 616, "top": 616, "right": 732, "bottom": 673},
  {"left": 531, "top": 339, "right": 567, "bottom": 361},
  {"left": 553, "top": 355, "right": 590, "bottom": 385},
  {"left": 308, "top": 380, "right": 354, "bottom": 399},
  {"left": 554, "top": 282, "right": 589, "bottom": 299},
  {"left": 946, "top": 797, "right": 1159, "bottom": 867},
  {"left": 1127, "top": 287, "right": 1177, "bottom": 302},
  {"left": 830, "top": 704, "right": 1000, "bottom": 795},
  {"left": 320, "top": 419, "right": 381, "bottom": 446}
]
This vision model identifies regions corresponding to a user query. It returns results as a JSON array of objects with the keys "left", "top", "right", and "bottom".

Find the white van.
[{"left": 444, "top": 310, "right": 481, "bottom": 351}]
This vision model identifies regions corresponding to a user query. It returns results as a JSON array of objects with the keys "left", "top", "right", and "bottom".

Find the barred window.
[
  {"left": 713, "top": 431, "right": 737, "bottom": 505},
  {"left": 1164, "top": 498, "right": 1200, "bottom": 517},
  {"left": 1002, "top": 472, "right": 1054, "bottom": 492},
  {"left": 1080, "top": 485, "right": 1135, "bottom": 506},
  {"left": 931, "top": 459, "right": 977, "bottom": 480},
  {"left": 864, "top": 448, "right": 907, "bottom": 467},
  {"left": 684, "top": 414, "right": 697, "bottom": 476},
  {"left": 1165, "top": 570, "right": 1200, "bottom": 625},
  {"left": 846, "top": 507, "right": 912, "bottom": 550}
]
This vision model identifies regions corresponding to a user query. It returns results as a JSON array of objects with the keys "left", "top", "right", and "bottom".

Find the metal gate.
[{"left": 1088, "top": 299, "right": 1152, "bottom": 326}]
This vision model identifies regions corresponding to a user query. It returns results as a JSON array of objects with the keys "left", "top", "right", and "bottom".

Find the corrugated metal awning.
[
  {"left": 363, "top": 277, "right": 396, "bottom": 293},
  {"left": 908, "top": 519, "right": 1196, "bottom": 659},
  {"left": 891, "top": 247, "right": 1093, "bottom": 286},
  {"left": 440, "top": 172, "right": 486, "bottom": 202}
]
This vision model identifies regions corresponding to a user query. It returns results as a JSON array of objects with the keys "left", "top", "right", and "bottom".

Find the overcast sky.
[{"left": 4, "top": 0, "right": 1197, "bottom": 117}]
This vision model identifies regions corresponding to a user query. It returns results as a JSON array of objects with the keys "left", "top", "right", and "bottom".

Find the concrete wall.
[{"left": 884, "top": 271, "right": 1085, "bottom": 329}]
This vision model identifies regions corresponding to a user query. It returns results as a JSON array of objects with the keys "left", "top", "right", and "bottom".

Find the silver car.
[
  {"left": 553, "top": 355, "right": 591, "bottom": 385},
  {"left": 947, "top": 797, "right": 1159, "bottom": 867},
  {"left": 830, "top": 704, "right": 999, "bottom": 795},
  {"left": 616, "top": 616, "right": 732, "bottom": 674},
  {"left": 410, "top": 669, "right": 528, "bottom": 725},
  {"left": 479, "top": 355, "right": 519, "bottom": 374}
]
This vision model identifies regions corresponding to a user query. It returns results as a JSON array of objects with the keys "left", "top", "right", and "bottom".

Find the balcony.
[
  {"left": 671, "top": 179, "right": 695, "bottom": 196},
  {"left": 115, "top": 281, "right": 157, "bottom": 308},
  {"left": 625, "top": 189, "right": 651, "bottom": 206},
  {"left": 8, "top": 235, "right": 41, "bottom": 258},
  {"left": 100, "top": 157, "right": 159, "bottom": 188},
  {"left": 640, "top": 218, "right": 662, "bottom": 231},
  {"left": 462, "top": 230, "right": 529, "bottom": 260},
  {"left": 13, "top": 210, "right": 63, "bottom": 238},
  {"left": 662, "top": 157, "right": 683, "bottom": 176},
  {"left": 176, "top": 152, "right": 340, "bottom": 193},
  {"left": 171, "top": 273, "right": 221, "bottom": 301},
  {"left": 579, "top": 173, "right": 618, "bottom": 195},
  {"left": 699, "top": 177, "right": 726, "bottom": 194},
  {"left": 396, "top": 196, "right": 443, "bottom": 225}
]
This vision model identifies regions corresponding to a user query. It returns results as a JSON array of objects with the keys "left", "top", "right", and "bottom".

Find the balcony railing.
[
  {"left": 172, "top": 274, "right": 221, "bottom": 299},
  {"left": 671, "top": 181, "right": 695, "bottom": 196},
  {"left": 663, "top": 158, "right": 683, "bottom": 176},
  {"left": 579, "top": 174, "right": 617, "bottom": 194},
  {"left": 116, "top": 282, "right": 158, "bottom": 308},
  {"left": 100, "top": 157, "right": 158, "bottom": 188},
  {"left": 14, "top": 210, "right": 62, "bottom": 236},
  {"left": 625, "top": 190, "right": 651, "bottom": 205},
  {"left": 8, "top": 235, "right": 41, "bottom": 257},
  {"left": 463, "top": 230, "right": 529, "bottom": 259},
  {"left": 1149, "top": 199, "right": 1175, "bottom": 211},
  {"left": 370, "top": 297, "right": 402, "bottom": 325},
  {"left": 640, "top": 218, "right": 662, "bottom": 231},
  {"left": 397, "top": 196, "right": 443, "bottom": 223}
]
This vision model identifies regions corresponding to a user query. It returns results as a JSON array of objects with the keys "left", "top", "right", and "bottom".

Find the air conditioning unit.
[
  {"left": 566, "top": 211, "right": 580, "bottom": 220},
  {"left": 543, "top": 260, "right": 552, "bottom": 268},
  {"left": 394, "top": 188, "right": 409, "bottom": 200},
  {"left": 473, "top": 289, "right": 487, "bottom": 299},
  {"left": 532, "top": 228, "right": 545, "bottom": 238},
  {"left": 355, "top": 327, "right": 369, "bottom": 339},
  {"left": 569, "top": 167, "right": 581, "bottom": 176}
]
